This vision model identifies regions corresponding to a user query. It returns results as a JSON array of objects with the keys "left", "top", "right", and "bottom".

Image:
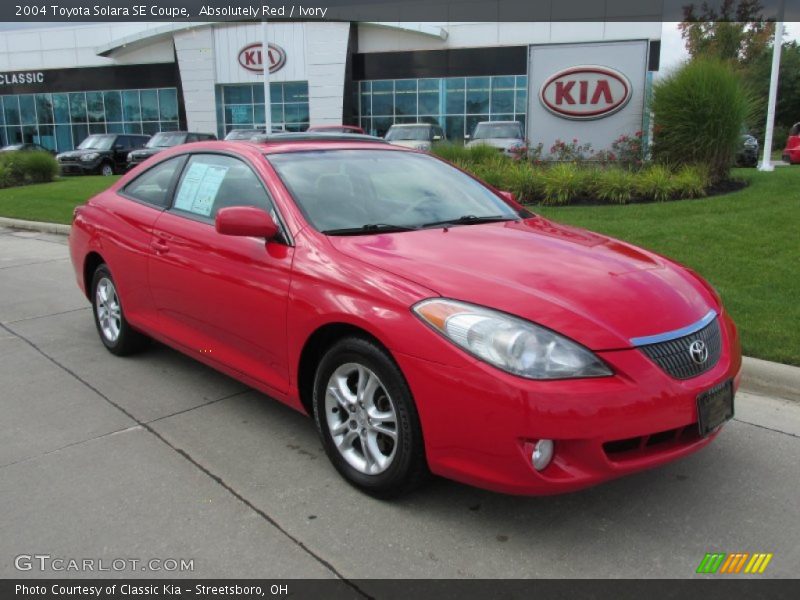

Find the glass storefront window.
[
  {"left": 358, "top": 75, "right": 528, "bottom": 139},
  {"left": 1, "top": 86, "right": 180, "bottom": 151},
  {"left": 216, "top": 82, "right": 310, "bottom": 137}
]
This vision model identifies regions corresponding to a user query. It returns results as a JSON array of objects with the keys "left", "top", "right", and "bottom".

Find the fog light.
[{"left": 531, "top": 439, "right": 554, "bottom": 471}]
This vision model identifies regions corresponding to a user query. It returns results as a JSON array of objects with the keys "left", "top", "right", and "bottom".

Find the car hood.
[
  {"left": 130, "top": 148, "right": 162, "bottom": 158},
  {"left": 328, "top": 218, "right": 716, "bottom": 350},
  {"left": 57, "top": 149, "right": 99, "bottom": 159},
  {"left": 386, "top": 140, "right": 430, "bottom": 149},
  {"left": 467, "top": 138, "right": 522, "bottom": 150}
]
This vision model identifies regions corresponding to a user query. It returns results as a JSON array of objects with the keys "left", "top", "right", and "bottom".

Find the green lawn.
[
  {"left": 0, "top": 169, "right": 797, "bottom": 365},
  {"left": 535, "top": 168, "right": 800, "bottom": 366},
  {"left": 0, "top": 176, "right": 119, "bottom": 224}
]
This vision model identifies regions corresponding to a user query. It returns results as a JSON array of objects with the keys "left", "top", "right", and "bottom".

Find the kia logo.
[
  {"left": 540, "top": 65, "right": 632, "bottom": 120},
  {"left": 238, "top": 43, "right": 287, "bottom": 74}
]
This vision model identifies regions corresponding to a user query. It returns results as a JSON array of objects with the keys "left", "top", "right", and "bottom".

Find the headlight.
[
  {"left": 413, "top": 299, "right": 612, "bottom": 379},
  {"left": 81, "top": 153, "right": 99, "bottom": 161},
  {"left": 744, "top": 139, "right": 758, "bottom": 148},
  {"left": 127, "top": 152, "right": 134, "bottom": 161}
]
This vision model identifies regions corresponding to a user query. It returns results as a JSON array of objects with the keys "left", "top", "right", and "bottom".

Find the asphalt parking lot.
[{"left": 1, "top": 226, "right": 799, "bottom": 581}]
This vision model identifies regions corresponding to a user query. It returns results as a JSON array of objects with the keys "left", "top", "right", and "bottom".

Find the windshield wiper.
[
  {"left": 422, "top": 214, "right": 517, "bottom": 228},
  {"left": 322, "top": 223, "right": 419, "bottom": 236}
]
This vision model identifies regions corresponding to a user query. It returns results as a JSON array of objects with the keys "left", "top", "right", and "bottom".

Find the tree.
[{"left": 679, "top": 0, "right": 774, "bottom": 66}]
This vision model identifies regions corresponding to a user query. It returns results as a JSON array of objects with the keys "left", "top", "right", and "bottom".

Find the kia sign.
[
  {"left": 539, "top": 65, "right": 632, "bottom": 120},
  {"left": 237, "top": 43, "right": 287, "bottom": 74}
]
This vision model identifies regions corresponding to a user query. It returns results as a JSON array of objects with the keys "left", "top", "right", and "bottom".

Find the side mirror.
[{"left": 215, "top": 206, "right": 279, "bottom": 239}]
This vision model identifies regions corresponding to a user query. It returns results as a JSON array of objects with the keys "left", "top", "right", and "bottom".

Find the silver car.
[
  {"left": 384, "top": 123, "right": 445, "bottom": 151},
  {"left": 466, "top": 121, "right": 527, "bottom": 156}
]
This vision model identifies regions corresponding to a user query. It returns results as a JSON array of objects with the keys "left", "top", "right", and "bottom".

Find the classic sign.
[
  {"left": 237, "top": 43, "right": 287, "bottom": 74},
  {"left": 540, "top": 65, "right": 632, "bottom": 120}
]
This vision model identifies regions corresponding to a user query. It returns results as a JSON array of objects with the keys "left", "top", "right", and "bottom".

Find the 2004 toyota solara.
[{"left": 69, "top": 135, "right": 741, "bottom": 497}]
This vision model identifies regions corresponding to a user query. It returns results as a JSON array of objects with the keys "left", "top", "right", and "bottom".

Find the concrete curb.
[
  {"left": 1, "top": 217, "right": 799, "bottom": 402},
  {"left": 741, "top": 357, "right": 800, "bottom": 403},
  {"left": 0, "top": 216, "right": 71, "bottom": 235}
]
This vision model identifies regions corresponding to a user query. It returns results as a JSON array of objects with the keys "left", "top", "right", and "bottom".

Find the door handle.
[{"left": 152, "top": 239, "right": 170, "bottom": 254}]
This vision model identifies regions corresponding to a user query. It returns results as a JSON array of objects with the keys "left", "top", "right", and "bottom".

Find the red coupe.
[{"left": 69, "top": 137, "right": 741, "bottom": 497}]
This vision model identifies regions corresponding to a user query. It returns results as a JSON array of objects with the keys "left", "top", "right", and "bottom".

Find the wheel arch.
[
  {"left": 83, "top": 251, "right": 106, "bottom": 299},
  {"left": 296, "top": 322, "right": 393, "bottom": 417}
]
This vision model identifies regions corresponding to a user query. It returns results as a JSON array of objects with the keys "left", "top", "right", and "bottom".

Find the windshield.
[
  {"left": 268, "top": 149, "right": 518, "bottom": 233},
  {"left": 385, "top": 126, "right": 431, "bottom": 142},
  {"left": 473, "top": 123, "right": 523, "bottom": 140},
  {"left": 77, "top": 135, "right": 114, "bottom": 151},
  {"left": 146, "top": 132, "right": 187, "bottom": 148}
]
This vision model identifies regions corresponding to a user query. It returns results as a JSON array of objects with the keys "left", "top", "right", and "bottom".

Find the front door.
[{"left": 147, "top": 153, "right": 294, "bottom": 395}]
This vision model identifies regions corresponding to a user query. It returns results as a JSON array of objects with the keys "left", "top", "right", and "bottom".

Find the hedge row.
[
  {"left": 0, "top": 151, "right": 59, "bottom": 189},
  {"left": 432, "top": 147, "right": 711, "bottom": 205}
]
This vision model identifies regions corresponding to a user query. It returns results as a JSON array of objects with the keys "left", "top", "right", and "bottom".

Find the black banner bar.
[
  {"left": 1, "top": 0, "right": 799, "bottom": 23},
  {"left": 3, "top": 579, "right": 800, "bottom": 600}
]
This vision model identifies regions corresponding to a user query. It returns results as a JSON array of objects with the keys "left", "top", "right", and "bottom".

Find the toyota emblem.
[{"left": 688, "top": 340, "right": 709, "bottom": 365}]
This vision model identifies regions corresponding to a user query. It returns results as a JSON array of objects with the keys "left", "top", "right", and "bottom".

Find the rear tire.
[
  {"left": 312, "top": 336, "right": 428, "bottom": 498},
  {"left": 90, "top": 264, "right": 148, "bottom": 356},
  {"left": 100, "top": 162, "right": 114, "bottom": 176}
]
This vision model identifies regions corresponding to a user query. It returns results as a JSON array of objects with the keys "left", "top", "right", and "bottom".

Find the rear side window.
[
  {"left": 123, "top": 156, "right": 184, "bottom": 208},
  {"left": 171, "top": 154, "right": 271, "bottom": 223}
]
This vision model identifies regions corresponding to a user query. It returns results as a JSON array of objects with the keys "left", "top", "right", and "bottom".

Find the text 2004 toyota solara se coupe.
[{"left": 69, "top": 135, "right": 741, "bottom": 497}]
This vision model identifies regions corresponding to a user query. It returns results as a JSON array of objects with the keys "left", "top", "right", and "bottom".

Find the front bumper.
[
  {"left": 395, "top": 311, "right": 741, "bottom": 495},
  {"left": 58, "top": 160, "right": 101, "bottom": 175},
  {"left": 783, "top": 148, "right": 800, "bottom": 164}
]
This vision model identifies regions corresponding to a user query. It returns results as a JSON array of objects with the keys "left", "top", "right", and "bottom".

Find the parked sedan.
[
  {"left": 0, "top": 142, "right": 54, "bottom": 154},
  {"left": 466, "top": 121, "right": 527, "bottom": 157},
  {"left": 384, "top": 123, "right": 445, "bottom": 151},
  {"left": 69, "top": 138, "right": 741, "bottom": 497},
  {"left": 127, "top": 131, "right": 216, "bottom": 169}
]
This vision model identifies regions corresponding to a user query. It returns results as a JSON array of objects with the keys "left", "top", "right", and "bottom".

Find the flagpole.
[
  {"left": 262, "top": 19, "right": 273, "bottom": 134},
  {"left": 759, "top": 0, "right": 785, "bottom": 171}
]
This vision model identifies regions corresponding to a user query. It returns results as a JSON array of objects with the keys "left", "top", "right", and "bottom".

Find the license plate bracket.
[{"left": 697, "top": 379, "right": 734, "bottom": 437}]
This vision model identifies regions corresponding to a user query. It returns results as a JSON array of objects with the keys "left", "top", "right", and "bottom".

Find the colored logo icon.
[{"left": 696, "top": 552, "right": 773, "bottom": 574}]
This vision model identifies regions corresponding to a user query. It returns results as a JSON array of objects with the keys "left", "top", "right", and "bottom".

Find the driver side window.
[{"left": 171, "top": 154, "right": 273, "bottom": 224}]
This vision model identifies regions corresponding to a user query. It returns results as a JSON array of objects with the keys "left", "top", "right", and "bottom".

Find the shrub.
[
  {"left": 610, "top": 131, "right": 645, "bottom": 169},
  {"left": 651, "top": 58, "right": 756, "bottom": 182},
  {"left": 503, "top": 161, "right": 546, "bottom": 203},
  {"left": 548, "top": 138, "right": 594, "bottom": 162},
  {"left": 672, "top": 165, "right": 710, "bottom": 199},
  {"left": 541, "top": 163, "right": 588, "bottom": 205},
  {"left": 20, "top": 151, "right": 58, "bottom": 183},
  {"left": 0, "top": 164, "right": 12, "bottom": 188},
  {"left": 593, "top": 168, "right": 635, "bottom": 204},
  {"left": 635, "top": 165, "right": 675, "bottom": 202}
]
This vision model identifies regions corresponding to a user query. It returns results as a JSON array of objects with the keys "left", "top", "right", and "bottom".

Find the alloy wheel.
[
  {"left": 324, "top": 363, "right": 398, "bottom": 475},
  {"left": 95, "top": 277, "right": 121, "bottom": 343}
]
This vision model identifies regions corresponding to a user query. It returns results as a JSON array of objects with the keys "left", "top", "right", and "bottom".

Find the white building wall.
[
  {"left": 356, "top": 22, "right": 662, "bottom": 54},
  {"left": 304, "top": 22, "right": 351, "bottom": 126},
  {"left": 174, "top": 28, "right": 217, "bottom": 135}
]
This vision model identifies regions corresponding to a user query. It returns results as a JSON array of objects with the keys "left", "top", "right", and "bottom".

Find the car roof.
[
  {"left": 388, "top": 123, "right": 435, "bottom": 128},
  {"left": 476, "top": 121, "right": 521, "bottom": 125}
]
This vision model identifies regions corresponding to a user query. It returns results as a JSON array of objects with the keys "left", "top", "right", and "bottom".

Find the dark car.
[
  {"left": 0, "top": 142, "right": 54, "bottom": 154},
  {"left": 127, "top": 131, "right": 216, "bottom": 169},
  {"left": 57, "top": 134, "right": 150, "bottom": 176},
  {"left": 735, "top": 134, "right": 759, "bottom": 168}
]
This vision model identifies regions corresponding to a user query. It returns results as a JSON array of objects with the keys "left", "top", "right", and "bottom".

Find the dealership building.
[{"left": 0, "top": 21, "right": 661, "bottom": 152}]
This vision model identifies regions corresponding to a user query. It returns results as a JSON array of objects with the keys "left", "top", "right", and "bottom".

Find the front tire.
[
  {"left": 100, "top": 162, "right": 115, "bottom": 176},
  {"left": 91, "top": 264, "right": 148, "bottom": 356},
  {"left": 313, "top": 337, "right": 428, "bottom": 498}
]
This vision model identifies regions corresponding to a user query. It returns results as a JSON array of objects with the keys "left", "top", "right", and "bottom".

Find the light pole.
[
  {"left": 262, "top": 19, "right": 273, "bottom": 134},
  {"left": 758, "top": 0, "right": 785, "bottom": 171}
]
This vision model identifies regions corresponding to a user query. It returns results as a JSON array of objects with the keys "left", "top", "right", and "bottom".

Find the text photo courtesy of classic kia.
[{"left": 69, "top": 136, "right": 741, "bottom": 498}]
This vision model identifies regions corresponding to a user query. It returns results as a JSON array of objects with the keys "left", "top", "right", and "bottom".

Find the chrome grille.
[{"left": 638, "top": 317, "right": 722, "bottom": 379}]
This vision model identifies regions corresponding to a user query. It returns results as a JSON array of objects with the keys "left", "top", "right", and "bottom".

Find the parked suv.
[
  {"left": 782, "top": 122, "right": 800, "bottom": 165},
  {"left": 466, "top": 121, "right": 527, "bottom": 157},
  {"left": 735, "top": 133, "right": 759, "bottom": 168},
  {"left": 384, "top": 123, "right": 445, "bottom": 151},
  {"left": 127, "top": 131, "right": 216, "bottom": 169},
  {"left": 57, "top": 134, "right": 149, "bottom": 176}
]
